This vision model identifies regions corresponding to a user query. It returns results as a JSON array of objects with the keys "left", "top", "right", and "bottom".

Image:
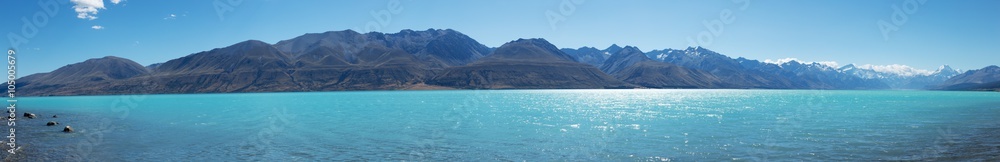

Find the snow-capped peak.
[
  {"left": 933, "top": 64, "right": 960, "bottom": 77},
  {"left": 936, "top": 65, "right": 955, "bottom": 72},
  {"left": 683, "top": 47, "right": 701, "bottom": 56},
  {"left": 838, "top": 64, "right": 857, "bottom": 71}
]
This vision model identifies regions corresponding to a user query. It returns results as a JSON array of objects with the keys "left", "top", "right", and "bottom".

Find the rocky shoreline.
[{"left": 0, "top": 110, "right": 105, "bottom": 161}]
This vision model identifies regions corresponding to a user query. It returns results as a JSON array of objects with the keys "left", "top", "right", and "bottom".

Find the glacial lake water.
[{"left": 7, "top": 90, "right": 1000, "bottom": 161}]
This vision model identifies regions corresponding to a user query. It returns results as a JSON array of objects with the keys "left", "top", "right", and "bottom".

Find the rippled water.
[{"left": 7, "top": 90, "right": 1000, "bottom": 161}]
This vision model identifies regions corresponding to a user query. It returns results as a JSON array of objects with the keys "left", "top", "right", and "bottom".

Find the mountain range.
[
  {"left": 10, "top": 29, "right": 1000, "bottom": 96},
  {"left": 934, "top": 65, "right": 1000, "bottom": 91}
]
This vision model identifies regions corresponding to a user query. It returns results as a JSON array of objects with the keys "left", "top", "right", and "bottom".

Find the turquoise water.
[{"left": 8, "top": 90, "right": 1000, "bottom": 161}]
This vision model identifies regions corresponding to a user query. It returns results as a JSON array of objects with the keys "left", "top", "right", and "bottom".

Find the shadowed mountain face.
[
  {"left": 155, "top": 40, "right": 292, "bottom": 74},
  {"left": 936, "top": 65, "right": 1000, "bottom": 90},
  {"left": 270, "top": 29, "right": 490, "bottom": 90},
  {"left": 429, "top": 38, "right": 632, "bottom": 89},
  {"left": 274, "top": 29, "right": 490, "bottom": 68},
  {"left": 135, "top": 40, "right": 299, "bottom": 94},
  {"left": 15, "top": 56, "right": 150, "bottom": 96},
  {"left": 604, "top": 44, "right": 624, "bottom": 55},
  {"left": 474, "top": 38, "right": 578, "bottom": 63},
  {"left": 560, "top": 44, "right": 630, "bottom": 68},
  {"left": 561, "top": 47, "right": 603, "bottom": 67},
  {"left": 646, "top": 47, "right": 799, "bottom": 88},
  {"left": 561, "top": 46, "right": 611, "bottom": 67},
  {"left": 600, "top": 46, "right": 650, "bottom": 74},
  {"left": 601, "top": 46, "right": 721, "bottom": 88},
  {"left": 20, "top": 56, "right": 148, "bottom": 85},
  {"left": 417, "top": 30, "right": 493, "bottom": 66}
]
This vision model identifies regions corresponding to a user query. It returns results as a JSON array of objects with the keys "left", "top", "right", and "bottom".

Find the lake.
[{"left": 7, "top": 90, "right": 1000, "bottom": 161}]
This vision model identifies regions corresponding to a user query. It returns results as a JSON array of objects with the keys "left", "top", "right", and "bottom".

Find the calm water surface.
[{"left": 9, "top": 90, "right": 1000, "bottom": 161}]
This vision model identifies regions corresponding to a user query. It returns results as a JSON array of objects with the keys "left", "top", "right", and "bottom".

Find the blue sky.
[{"left": 2, "top": 0, "right": 998, "bottom": 75}]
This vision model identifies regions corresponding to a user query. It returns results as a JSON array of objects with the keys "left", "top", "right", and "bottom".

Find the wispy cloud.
[
  {"left": 110, "top": 0, "right": 123, "bottom": 4},
  {"left": 91, "top": 25, "right": 104, "bottom": 30},
  {"left": 164, "top": 13, "right": 188, "bottom": 20},
  {"left": 763, "top": 58, "right": 800, "bottom": 65},
  {"left": 71, "top": 0, "right": 105, "bottom": 20},
  {"left": 164, "top": 14, "right": 177, "bottom": 20},
  {"left": 814, "top": 61, "right": 840, "bottom": 68}
]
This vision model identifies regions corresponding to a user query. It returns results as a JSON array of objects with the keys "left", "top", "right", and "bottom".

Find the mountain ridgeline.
[
  {"left": 11, "top": 29, "right": 999, "bottom": 96},
  {"left": 934, "top": 65, "right": 1000, "bottom": 91}
]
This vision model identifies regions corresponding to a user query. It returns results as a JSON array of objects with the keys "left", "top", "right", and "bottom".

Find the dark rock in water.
[
  {"left": 47, "top": 121, "right": 58, "bottom": 126},
  {"left": 63, "top": 126, "right": 73, "bottom": 133},
  {"left": 52, "top": 115, "right": 58, "bottom": 118},
  {"left": 23, "top": 113, "right": 36, "bottom": 119}
]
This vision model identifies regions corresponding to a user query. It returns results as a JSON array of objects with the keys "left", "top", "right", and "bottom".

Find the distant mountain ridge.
[
  {"left": 15, "top": 56, "right": 150, "bottom": 95},
  {"left": 935, "top": 65, "right": 1000, "bottom": 91},
  {"left": 840, "top": 64, "right": 960, "bottom": 89},
  {"left": 560, "top": 46, "right": 606, "bottom": 67},
  {"left": 430, "top": 38, "right": 630, "bottom": 89},
  {"left": 600, "top": 46, "right": 721, "bottom": 88},
  {"left": 7, "top": 29, "right": 997, "bottom": 96}
]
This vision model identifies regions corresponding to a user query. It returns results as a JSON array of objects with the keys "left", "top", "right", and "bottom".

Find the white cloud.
[
  {"left": 71, "top": 0, "right": 105, "bottom": 20},
  {"left": 857, "top": 64, "right": 934, "bottom": 77},
  {"left": 110, "top": 0, "right": 123, "bottom": 4},
  {"left": 91, "top": 25, "right": 104, "bottom": 30},
  {"left": 813, "top": 61, "right": 840, "bottom": 68},
  {"left": 763, "top": 58, "right": 801, "bottom": 65},
  {"left": 164, "top": 14, "right": 177, "bottom": 20}
]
